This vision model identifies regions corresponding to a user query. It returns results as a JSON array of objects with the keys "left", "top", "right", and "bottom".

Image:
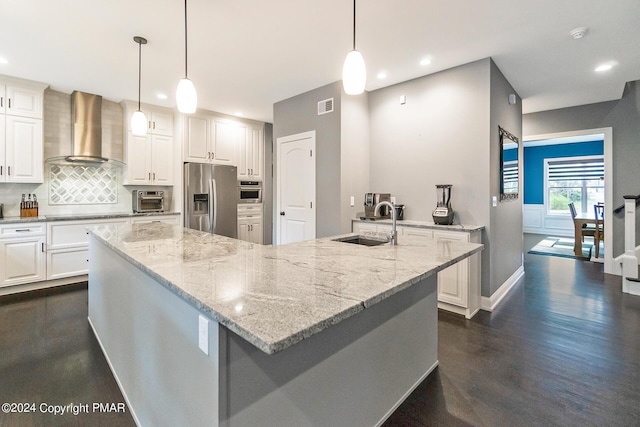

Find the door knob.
[{"left": 280, "top": 211, "right": 285, "bottom": 216}]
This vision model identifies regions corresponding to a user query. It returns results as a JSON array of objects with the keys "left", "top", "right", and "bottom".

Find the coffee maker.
[
  {"left": 432, "top": 185, "right": 455, "bottom": 225},
  {"left": 361, "top": 193, "right": 391, "bottom": 220}
]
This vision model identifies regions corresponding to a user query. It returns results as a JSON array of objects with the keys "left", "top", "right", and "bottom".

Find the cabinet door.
[
  {"left": 249, "top": 126, "right": 263, "bottom": 179},
  {"left": 249, "top": 220, "right": 263, "bottom": 244},
  {"left": 125, "top": 132, "right": 152, "bottom": 184},
  {"left": 150, "top": 110, "right": 174, "bottom": 136},
  {"left": 5, "top": 84, "right": 43, "bottom": 118},
  {"left": 433, "top": 230, "right": 469, "bottom": 307},
  {"left": 237, "top": 127, "right": 249, "bottom": 178},
  {"left": 184, "top": 115, "right": 210, "bottom": 163},
  {"left": 238, "top": 218, "right": 251, "bottom": 242},
  {"left": 5, "top": 116, "right": 43, "bottom": 183},
  {"left": 0, "top": 236, "right": 46, "bottom": 287},
  {"left": 47, "top": 249, "right": 89, "bottom": 280},
  {"left": 0, "top": 85, "right": 5, "bottom": 113},
  {"left": 151, "top": 135, "right": 174, "bottom": 185},
  {"left": 0, "top": 117, "right": 5, "bottom": 182},
  {"left": 211, "top": 118, "right": 240, "bottom": 165},
  {"left": 402, "top": 227, "right": 432, "bottom": 238}
]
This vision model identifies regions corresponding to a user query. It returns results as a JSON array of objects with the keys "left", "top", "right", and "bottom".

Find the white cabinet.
[
  {"left": 238, "top": 204, "right": 263, "bottom": 244},
  {"left": 0, "top": 78, "right": 46, "bottom": 183},
  {"left": 238, "top": 124, "right": 264, "bottom": 180},
  {"left": 432, "top": 229, "right": 481, "bottom": 319},
  {"left": 122, "top": 101, "right": 175, "bottom": 186},
  {"left": 352, "top": 222, "right": 381, "bottom": 235},
  {"left": 184, "top": 114, "right": 243, "bottom": 166},
  {"left": 0, "top": 223, "right": 46, "bottom": 287},
  {"left": 46, "top": 218, "right": 128, "bottom": 280}
]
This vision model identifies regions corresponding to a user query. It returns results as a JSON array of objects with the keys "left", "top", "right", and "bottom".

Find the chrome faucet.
[{"left": 374, "top": 201, "right": 398, "bottom": 246}]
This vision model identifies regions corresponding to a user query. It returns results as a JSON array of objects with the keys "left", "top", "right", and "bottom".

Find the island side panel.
[
  {"left": 88, "top": 236, "right": 220, "bottom": 427},
  {"left": 219, "top": 274, "right": 438, "bottom": 427}
]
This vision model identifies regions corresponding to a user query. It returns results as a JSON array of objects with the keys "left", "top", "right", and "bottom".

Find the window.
[{"left": 545, "top": 156, "right": 604, "bottom": 215}]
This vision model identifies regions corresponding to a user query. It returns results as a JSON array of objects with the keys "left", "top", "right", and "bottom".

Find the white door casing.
[{"left": 276, "top": 131, "right": 316, "bottom": 245}]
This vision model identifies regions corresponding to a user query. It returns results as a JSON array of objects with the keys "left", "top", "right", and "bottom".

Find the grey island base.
[{"left": 87, "top": 223, "right": 483, "bottom": 426}]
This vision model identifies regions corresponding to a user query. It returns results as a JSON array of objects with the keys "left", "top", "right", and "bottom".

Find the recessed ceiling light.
[
  {"left": 377, "top": 72, "right": 387, "bottom": 80},
  {"left": 156, "top": 92, "right": 168, "bottom": 100},
  {"left": 569, "top": 27, "right": 588, "bottom": 39},
  {"left": 0, "top": 57, "right": 8, "bottom": 64},
  {"left": 595, "top": 64, "right": 613, "bottom": 72},
  {"left": 420, "top": 58, "right": 431, "bottom": 66}
]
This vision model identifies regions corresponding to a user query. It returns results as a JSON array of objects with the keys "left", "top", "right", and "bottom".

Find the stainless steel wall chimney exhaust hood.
[{"left": 66, "top": 91, "right": 108, "bottom": 163}]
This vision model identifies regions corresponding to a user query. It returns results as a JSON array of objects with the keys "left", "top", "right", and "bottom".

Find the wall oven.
[
  {"left": 133, "top": 190, "right": 165, "bottom": 213},
  {"left": 238, "top": 181, "right": 262, "bottom": 203}
]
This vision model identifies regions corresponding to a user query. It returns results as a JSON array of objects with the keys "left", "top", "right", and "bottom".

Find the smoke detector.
[{"left": 570, "top": 27, "right": 588, "bottom": 39}]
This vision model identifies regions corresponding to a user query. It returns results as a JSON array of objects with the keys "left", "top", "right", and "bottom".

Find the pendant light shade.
[
  {"left": 342, "top": 50, "right": 366, "bottom": 95},
  {"left": 177, "top": 0, "right": 197, "bottom": 113},
  {"left": 342, "top": 0, "right": 366, "bottom": 95},
  {"left": 131, "top": 36, "right": 148, "bottom": 136},
  {"left": 176, "top": 78, "right": 197, "bottom": 114}
]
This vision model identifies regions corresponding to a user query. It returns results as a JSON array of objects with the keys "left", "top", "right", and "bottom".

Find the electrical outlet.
[
  {"left": 350, "top": 196, "right": 355, "bottom": 207},
  {"left": 198, "top": 315, "right": 209, "bottom": 355}
]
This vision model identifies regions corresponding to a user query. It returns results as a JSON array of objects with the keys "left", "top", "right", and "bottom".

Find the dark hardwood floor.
[{"left": 1, "top": 233, "right": 639, "bottom": 426}]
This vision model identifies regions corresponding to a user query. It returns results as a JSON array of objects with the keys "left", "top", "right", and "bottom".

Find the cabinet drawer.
[
  {"left": 130, "top": 215, "right": 180, "bottom": 225},
  {"left": 0, "top": 222, "right": 45, "bottom": 238},
  {"left": 47, "top": 219, "right": 128, "bottom": 250},
  {"left": 47, "top": 249, "right": 89, "bottom": 280},
  {"left": 238, "top": 204, "right": 263, "bottom": 213}
]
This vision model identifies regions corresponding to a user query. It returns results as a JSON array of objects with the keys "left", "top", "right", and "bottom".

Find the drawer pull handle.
[{"left": 15, "top": 229, "right": 30, "bottom": 232}]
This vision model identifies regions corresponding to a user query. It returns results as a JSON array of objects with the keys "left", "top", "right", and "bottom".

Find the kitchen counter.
[
  {"left": 353, "top": 217, "right": 484, "bottom": 232},
  {"left": 89, "top": 223, "right": 482, "bottom": 354},
  {"left": 0, "top": 211, "right": 179, "bottom": 224},
  {"left": 87, "top": 223, "right": 483, "bottom": 426}
]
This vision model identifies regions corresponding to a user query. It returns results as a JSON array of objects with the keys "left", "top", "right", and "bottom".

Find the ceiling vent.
[{"left": 317, "top": 98, "right": 334, "bottom": 115}]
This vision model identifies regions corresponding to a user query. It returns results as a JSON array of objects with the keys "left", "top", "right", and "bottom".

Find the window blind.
[{"left": 547, "top": 159, "right": 604, "bottom": 182}]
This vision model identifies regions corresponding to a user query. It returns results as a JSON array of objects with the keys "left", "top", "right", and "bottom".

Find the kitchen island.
[{"left": 88, "top": 223, "right": 483, "bottom": 426}]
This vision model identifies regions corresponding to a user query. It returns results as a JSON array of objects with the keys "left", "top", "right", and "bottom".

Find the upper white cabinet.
[
  {"left": 122, "top": 101, "right": 175, "bottom": 186},
  {"left": 184, "top": 114, "right": 244, "bottom": 166},
  {"left": 0, "top": 77, "right": 46, "bottom": 184},
  {"left": 238, "top": 124, "right": 264, "bottom": 180}
]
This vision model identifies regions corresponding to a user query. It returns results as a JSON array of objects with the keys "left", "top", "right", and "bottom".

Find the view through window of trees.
[{"left": 546, "top": 156, "right": 604, "bottom": 214}]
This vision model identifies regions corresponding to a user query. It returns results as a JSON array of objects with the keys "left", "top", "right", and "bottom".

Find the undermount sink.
[{"left": 332, "top": 235, "right": 389, "bottom": 247}]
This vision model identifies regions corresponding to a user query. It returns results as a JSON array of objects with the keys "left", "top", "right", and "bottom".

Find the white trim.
[
  {"left": 88, "top": 317, "right": 141, "bottom": 427},
  {"left": 275, "top": 130, "right": 316, "bottom": 245},
  {"left": 525, "top": 127, "right": 613, "bottom": 274},
  {"left": 481, "top": 265, "right": 524, "bottom": 311},
  {"left": 612, "top": 245, "right": 640, "bottom": 275},
  {"left": 0, "top": 275, "right": 88, "bottom": 296},
  {"left": 375, "top": 360, "right": 439, "bottom": 427}
]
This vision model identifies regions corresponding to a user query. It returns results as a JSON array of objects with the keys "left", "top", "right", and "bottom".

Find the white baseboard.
[
  {"left": 0, "top": 275, "right": 88, "bottom": 296},
  {"left": 612, "top": 245, "right": 640, "bottom": 276},
  {"left": 481, "top": 266, "right": 524, "bottom": 312}
]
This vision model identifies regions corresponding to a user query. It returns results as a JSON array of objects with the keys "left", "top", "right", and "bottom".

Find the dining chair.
[
  {"left": 569, "top": 202, "right": 596, "bottom": 243},
  {"left": 594, "top": 203, "right": 605, "bottom": 258}
]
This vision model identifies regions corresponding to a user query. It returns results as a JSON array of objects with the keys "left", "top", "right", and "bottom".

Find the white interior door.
[{"left": 276, "top": 131, "right": 316, "bottom": 244}]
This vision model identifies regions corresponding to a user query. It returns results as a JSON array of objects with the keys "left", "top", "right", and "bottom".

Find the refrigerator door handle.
[{"left": 209, "top": 178, "right": 218, "bottom": 233}]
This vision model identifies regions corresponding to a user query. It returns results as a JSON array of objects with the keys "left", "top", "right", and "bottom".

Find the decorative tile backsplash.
[{"left": 49, "top": 164, "right": 118, "bottom": 205}]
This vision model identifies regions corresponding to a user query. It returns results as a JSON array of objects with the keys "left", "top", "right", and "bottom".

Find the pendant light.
[
  {"left": 176, "top": 0, "right": 197, "bottom": 113},
  {"left": 342, "top": 0, "right": 366, "bottom": 95},
  {"left": 131, "top": 36, "right": 148, "bottom": 136}
]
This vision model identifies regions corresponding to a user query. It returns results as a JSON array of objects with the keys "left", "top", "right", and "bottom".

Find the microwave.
[
  {"left": 238, "top": 181, "right": 262, "bottom": 203},
  {"left": 133, "top": 190, "right": 165, "bottom": 213}
]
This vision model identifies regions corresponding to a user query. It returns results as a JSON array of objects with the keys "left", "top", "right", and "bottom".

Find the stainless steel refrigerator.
[{"left": 184, "top": 163, "right": 238, "bottom": 238}]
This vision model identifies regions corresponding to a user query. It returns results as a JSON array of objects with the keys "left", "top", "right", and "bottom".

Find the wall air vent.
[{"left": 317, "top": 98, "right": 334, "bottom": 115}]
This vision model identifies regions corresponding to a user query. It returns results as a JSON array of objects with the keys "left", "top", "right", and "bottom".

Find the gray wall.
[
  {"left": 523, "top": 81, "right": 640, "bottom": 258},
  {"left": 273, "top": 81, "right": 343, "bottom": 238},
  {"left": 263, "top": 123, "right": 274, "bottom": 245},
  {"left": 489, "top": 60, "right": 523, "bottom": 293}
]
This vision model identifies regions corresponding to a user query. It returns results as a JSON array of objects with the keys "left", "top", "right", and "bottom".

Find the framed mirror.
[{"left": 499, "top": 126, "right": 519, "bottom": 200}]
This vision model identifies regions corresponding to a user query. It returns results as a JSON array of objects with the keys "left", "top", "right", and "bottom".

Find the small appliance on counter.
[
  {"left": 132, "top": 190, "right": 165, "bottom": 213},
  {"left": 432, "top": 184, "right": 455, "bottom": 225},
  {"left": 359, "top": 193, "right": 391, "bottom": 220},
  {"left": 0, "top": 203, "right": 4, "bottom": 219},
  {"left": 393, "top": 204, "right": 405, "bottom": 220}
]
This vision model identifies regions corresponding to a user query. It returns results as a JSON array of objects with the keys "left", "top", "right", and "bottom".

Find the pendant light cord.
[
  {"left": 353, "top": 0, "right": 356, "bottom": 51},
  {"left": 137, "top": 40, "right": 142, "bottom": 110},
  {"left": 184, "top": 0, "right": 188, "bottom": 78}
]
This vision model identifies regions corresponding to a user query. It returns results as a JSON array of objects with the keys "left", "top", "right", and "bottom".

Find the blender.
[{"left": 432, "top": 185, "right": 455, "bottom": 225}]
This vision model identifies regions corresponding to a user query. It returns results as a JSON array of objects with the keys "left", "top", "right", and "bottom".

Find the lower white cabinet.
[
  {"left": 0, "top": 223, "right": 46, "bottom": 287},
  {"left": 238, "top": 204, "right": 263, "bottom": 244},
  {"left": 46, "top": 218, "right": 129, "bottom": 280},
  {"left": 352, "top": 220, "right": 482, "bottom": 319}
]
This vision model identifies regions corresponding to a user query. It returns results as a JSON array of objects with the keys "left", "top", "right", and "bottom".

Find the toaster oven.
[{"left": 133, "top": 190, "right": 165, "bottom": 213}]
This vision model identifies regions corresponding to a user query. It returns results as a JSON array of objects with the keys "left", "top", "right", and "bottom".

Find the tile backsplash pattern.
[{"left": 49, "top": 164, "right": 118, "bottom": 204}]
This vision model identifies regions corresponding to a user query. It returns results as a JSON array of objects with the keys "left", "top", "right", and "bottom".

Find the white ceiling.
[{"left": 1, "top": 0, "right": 639, "bottom": 123}]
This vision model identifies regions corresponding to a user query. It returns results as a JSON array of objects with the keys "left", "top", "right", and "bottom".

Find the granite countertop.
[
  {"left": 89, "top": 223, "right": 483, "bottom": 355},
  {"left": 0, "top": 211, "right": 180, "bottom": 225},
  {"left": 353, "top": 217, "right": 484, "bottom": 232}
]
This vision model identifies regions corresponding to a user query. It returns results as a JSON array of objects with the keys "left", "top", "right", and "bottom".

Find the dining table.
[{"left": 573, "top": 211, "right": 598, "bottom": 257}]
